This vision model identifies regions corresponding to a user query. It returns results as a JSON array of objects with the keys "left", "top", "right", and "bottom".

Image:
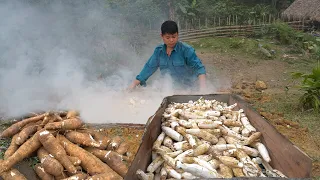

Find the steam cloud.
[{"left": 0, "top": 0, "right": 218, "bottom": 124}]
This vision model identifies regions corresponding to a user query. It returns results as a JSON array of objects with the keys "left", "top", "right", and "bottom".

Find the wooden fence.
[{"left": 146, "top": 20, "right": 310, "bottom": 41}]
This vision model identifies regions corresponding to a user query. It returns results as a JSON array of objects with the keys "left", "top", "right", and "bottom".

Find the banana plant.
[{"left": 176, "top": 0, "right": 199, "bottom": 19}]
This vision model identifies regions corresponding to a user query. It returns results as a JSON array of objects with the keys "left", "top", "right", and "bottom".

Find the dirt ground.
[
  {"left": 198, "top": 51, "right": 320, "bottom": 177},
  {"left": 102, "top": 126, "right": 145, "bottom": 164}
]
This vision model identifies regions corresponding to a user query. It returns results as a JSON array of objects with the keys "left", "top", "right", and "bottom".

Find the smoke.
[{"left": 0, "top": 0, "right": 217, "bottom": 124}]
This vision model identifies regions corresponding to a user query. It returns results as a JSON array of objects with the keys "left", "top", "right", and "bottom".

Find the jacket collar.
[{"left": 161, "top": 41, "right": 180, "bottom": 52}]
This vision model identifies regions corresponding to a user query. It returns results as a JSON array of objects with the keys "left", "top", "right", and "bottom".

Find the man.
[{"left": 128, "top": 20, "right": 207, "bottom": 91}]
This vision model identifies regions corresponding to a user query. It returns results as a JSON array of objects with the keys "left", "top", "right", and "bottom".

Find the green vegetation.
[
  {"left": 262, "top": 22, "right": 320, "bottom": 59},
  {"left": 187, "top": 36, "right": 280, "bottom": 60},
  {"left": 0, "top": 138, "right": 11, "bottom": 159},
  {"left": 187, "top": 21, "right": 320, "bottom": 62},
  {"left": 28, "top": 156, "right": 40, "bottom": 168},
  {"left": 292, "top": 61, "right": 320, "bottom": 112},
  {"left": 104, "top": 0, "right": 294, "bottom": 29}
]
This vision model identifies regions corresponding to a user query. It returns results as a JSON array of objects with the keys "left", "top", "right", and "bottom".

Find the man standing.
[{"left": 128, "top": 20, "right": 207, "bottom": 92}]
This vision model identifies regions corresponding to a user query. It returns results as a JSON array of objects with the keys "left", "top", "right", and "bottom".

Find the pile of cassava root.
[
  {"left": 136, "top": 97, "right": 287, "bottom": 180},
  {"left": 0, "top": 110, "right": 131, "bottom": 180}
]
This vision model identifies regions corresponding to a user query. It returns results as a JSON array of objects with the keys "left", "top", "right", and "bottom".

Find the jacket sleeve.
[
  {"left": 185, "top": 47, "right": 206, "bottom": 76},
  {"left": 136, "top": 48, "right": 160, "bottom": 86}
]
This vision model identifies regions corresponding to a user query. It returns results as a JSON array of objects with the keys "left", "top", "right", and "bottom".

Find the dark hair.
[{"left": 161, "top": 20, "right": 178, "bottom": 34}]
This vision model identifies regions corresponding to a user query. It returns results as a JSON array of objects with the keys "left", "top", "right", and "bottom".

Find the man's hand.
[
  {"left": 198, "top": 74, "right": 207, "bottom": 93},
  {"left": 126, "top": 79, "right": 141, "bottom": 92}
]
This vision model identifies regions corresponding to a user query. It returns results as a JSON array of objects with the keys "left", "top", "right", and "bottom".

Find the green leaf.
[
  {"left": 296, "top": 34, "right": 304, "bottom": 38},
  {"left": 178, "top": 3, "right": 187, "bottom": 14},
  {"left": 312, "top": 94, "right": 320, "bottom": 110},
  {"left": 312, "top": 66, "right": 320, "bottom": 80},
  {"left": 291, "top": 72, "right": 303, "bottom": 79}
]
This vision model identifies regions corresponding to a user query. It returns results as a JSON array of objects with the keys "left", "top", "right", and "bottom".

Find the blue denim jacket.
[{"left": 136, "top": 41, "right": 206, "bottom": 87}]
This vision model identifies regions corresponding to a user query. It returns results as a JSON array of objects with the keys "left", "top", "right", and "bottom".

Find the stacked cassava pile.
[
  {"left": 136, "top": 97, "right": 287, "bottom": 180},
  {"left": 0, "top": 111, "right": 130, "bottom": 180}
]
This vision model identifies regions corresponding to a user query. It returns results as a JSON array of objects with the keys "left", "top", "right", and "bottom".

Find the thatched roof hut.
[{"left": 282, "top": 0, "right": 320, "bottom": 22}]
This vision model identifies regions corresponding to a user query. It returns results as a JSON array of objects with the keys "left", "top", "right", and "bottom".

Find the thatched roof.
[{"left": 282, "top": 0, "right": 320, "bottom": 22}]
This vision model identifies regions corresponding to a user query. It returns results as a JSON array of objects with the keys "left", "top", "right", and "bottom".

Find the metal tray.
[{"left": 125, "top": 94, "right": 312, "bottom": 179}]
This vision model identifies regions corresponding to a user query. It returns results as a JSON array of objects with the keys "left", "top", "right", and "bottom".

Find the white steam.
[{"left": 0, "top": 0, "right": 217, "bottom": 124}]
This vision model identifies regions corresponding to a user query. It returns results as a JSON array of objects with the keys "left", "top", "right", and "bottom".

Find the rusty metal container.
[{"left": 125, "top": 94, "right": 312, "bottom": 179}]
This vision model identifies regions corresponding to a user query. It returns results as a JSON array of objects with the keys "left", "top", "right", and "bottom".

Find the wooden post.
[
  {"left": 219, "top": 17, "right": 220, "bottom": 26},
  {"left": 185, "top": 20, "right": 187, "bottom": 30},
  {"left": 300, "top": 17, "right": 302, "bottom": 31},
  {"left": 214, "top": 17, "right": 216, "bottom": 27},
  {"left": 227, "top": 17, "right": 229, "bottom": 26},
  {"left": 199, "top": 18, "right": 201, "bottom": 29},
  {"left": 288, "top": 15, "right": 291, "bottom": 23},
  {"left": 232, "top": 15, "right": 235, "bottom": 25},
  {"left": 236, "top": 15, "right": 238, "bottom": 25},
  {"left": 253, "top": 19, "right": 256, "bottom": 25},
  {"left": 191, "top": 18, "right": 193, "bottom": 29},
  {"left": 269, "top": 14, "right": 271, "bottom": 24},
  {"left": 205, "top": 17, "right": 208, "bottom": 28}
]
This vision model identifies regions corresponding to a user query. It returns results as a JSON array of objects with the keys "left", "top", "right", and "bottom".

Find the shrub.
[{"left": 291, "top": 61, "right": 320, "bottom": 112}]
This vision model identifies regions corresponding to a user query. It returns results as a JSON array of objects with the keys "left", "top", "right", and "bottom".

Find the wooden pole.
[
  {"left": 233, "top": 15, "right": 235, "bottom": 25},
  {"left": 199, "top": 18, "right": 201, "bottom": 29},
  {"left": 205, "top": 17, "right": 208, "bottom": 28},
  {"left": 300, "top": 17, "right": 302, "bottom": 31},
  {"left": 185, "top": 20, "right": 187, "bottom": 30},
  {"left": 269, "top": 14, "right": 271, "bottom": 24},
  {"left": 219, "top": 17, "right": 220, "bottom": 26},
  {"left": 273, "top": 15, "right": 276, "bottom": 23},
  {"left": 236, "top": 15, "right": 238, "bottom": 25}
]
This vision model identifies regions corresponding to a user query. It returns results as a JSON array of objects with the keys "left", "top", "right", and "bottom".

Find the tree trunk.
[{"left": 167, "top": 0, "right": 175, "bottom": 20}]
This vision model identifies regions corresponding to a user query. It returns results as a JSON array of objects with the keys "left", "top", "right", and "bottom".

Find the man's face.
[{"left": 161, "top": 33, "right": 178, "bottom": 49}]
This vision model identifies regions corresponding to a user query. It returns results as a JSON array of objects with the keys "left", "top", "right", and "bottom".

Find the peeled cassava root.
[
  {"left": 0, "top": 110, "right": 132, "bottom": 179},
  {"left": 136, "top": 97, "right": 287, "bottom": 179}
]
